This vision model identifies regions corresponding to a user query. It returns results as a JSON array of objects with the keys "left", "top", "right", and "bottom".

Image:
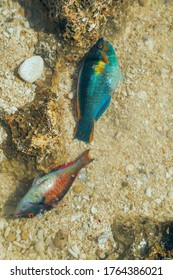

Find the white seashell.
[{"left": 18, "top": 55, "right": 44, "bottom": 83}]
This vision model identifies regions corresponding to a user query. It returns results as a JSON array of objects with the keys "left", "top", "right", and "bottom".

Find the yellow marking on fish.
[{"left": 94, "top": 61, "right": 105, "bottom": 75}]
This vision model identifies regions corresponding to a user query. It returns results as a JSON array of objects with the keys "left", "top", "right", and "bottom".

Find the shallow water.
[{"left": 0, "top": 0, "right": 173, "bottom": 260}]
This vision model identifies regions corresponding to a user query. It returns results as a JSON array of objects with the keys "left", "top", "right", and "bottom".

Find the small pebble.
[
  {"left": 166, "top": 168, "right": 173, "bottom": 178},
  {"left": 138, "top": 0, "right": 151, "bottom": 6},
  {"left": 107, "top": 253, "right": 117, "bottom": 260},
  {"left": 70, "top": 212, "right": 82, "bottom": 222},
  {"left": 13, "top": 26, "right": 22, "bottom": 38},
  {"left": 4, "top": 227, "right": 11, "bottom": 239},
  {"left": 13, "top": 241, "right": 26, "bottom": 249},
  {"left": 37, "top": 229, "right": 44, "bottom": 241},
  {"left": 68, "top": 248, "right": 78, "bottom": 259},
  {"left": 0, "top": 127, "right": 7, "bottom": 144},
  {"left": 82, "top": 206, "right": 88, "bottom": 213},
  {"left": 72, "top": 244, "right": 80, "bottom": 255},
  {"left": 88, "top": 23, "right": 96, "bottom": 32},
  {"left": 0, "top": 219, "right": 7, "bottom": 230},
  {"left": 6, "top": 232, "right": 16, "bottom": 242},
  {"left": 68, "top": 92, "right": 74, "bottom": 99},
  {"left": 137, "top": 239, "right": 147, "bottom": 249},
  {"left": 73, "top": 185, "right": 85, "bottom": 193},
  {"left": 137, "top": 90, "right": 148, "bottom": 100},
  {"left": 54, "top": 230, "right": 68, "bottom": 249},
  {"left": 145, "top": 187, "right": 152, "bottom": 198},
  {"left": 121, "top": 181, "right": 129, "bottom": 188},
  {"left": 24, "top": 21, "right": 30, "bottom": 28},
  {"left": 2, "top": 10, "right": 9, "bottom": 16},
  {"left": 7, "top": 28, "right": 14, "bottom": 34},
  {"left": 167, "top": 191, "right": 173, "bottom": 199},
  {"left": 3, "top": 31, "right": 10, "bottom": 38},
  {"left": 35, "top": 242, "right": 45, "bottom": 258},
  {"left": 115, "top": 131, "right": 122, "bottom": 140},
  {"left": 126, "top": 164, "right": 135, "bottom": 173},
  {"left": 96, "top": 249, "right": 106, "bottom": 259},
  {"left": 79, "top": 253, "right": 86, "bottom": 259},
  {"left": 127, "top": 90, "right": 135, "bottom": 97},
  {"left": 54, "top": 238, "right": 66, "bottom": 249},
  {"left": 98, "top": 232, "right": 110, "bottom": 245},
  {"left": 18, "top": 55, "right": 44, "bottom": 83},
  {"left": 155, "top": 198, "right": 162, "bottom": 204},
  {"left": 91, "top": 206, "right": 97, "bottom": 214},
  {"left": 144, "top": 38, "right": 154, "bottom": 50},
  {"left": 78, "top": 173, "right": 86, "bottom": 179},
  {"left": 167, "top": 130, "right": 173, "bottom": 140},
  {"left": 21, "top": 231, "right": 29, "bottom": 240},
  {"left": 0, "top": 243, "right": 5, "bottom": 259},
  {"left": 25, "top": 88, "right": 31, "bottom": 95}
]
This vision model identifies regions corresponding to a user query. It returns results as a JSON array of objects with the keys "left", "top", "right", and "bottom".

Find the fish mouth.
[
  {"left": 98, "top": 39, "right": 109, "bottom": 63},
  {"left": 13, "top": 212, "right": 25, "bottom": 218},
  {"left": 99, "top": 47, "right": 109, "bottom": 63},
  {"left": 13, "top": 210, "right": 31, "bottom": 218},
  {"left": 102, "top": 39, "right": 109, "bottom": 52}
]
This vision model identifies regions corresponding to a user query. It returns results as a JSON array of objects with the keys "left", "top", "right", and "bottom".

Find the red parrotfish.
[
  {"left": 74, "top": 37, "right": 123, "bottom": 143},
  {"left": 14, "top": 150, "right": 93, "bottom": 218}
]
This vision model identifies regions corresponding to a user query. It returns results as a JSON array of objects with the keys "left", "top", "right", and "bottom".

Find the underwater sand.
[{"left": 0, "top": 0, "right": 173, "bottom": 259}]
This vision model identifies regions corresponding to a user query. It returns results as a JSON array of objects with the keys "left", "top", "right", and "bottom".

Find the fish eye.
[
  {"left": 28, "top": 213, "right": 35, "bottom": 218},
  {"left": 98, "top": 43, "right": 103, "bottom": 49}
]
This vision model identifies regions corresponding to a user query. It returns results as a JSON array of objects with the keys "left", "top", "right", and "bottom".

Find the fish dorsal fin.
[
  {"left": 32, "top": 173, "right": 42, "bottom": 185},
  {"left": 58, "top": 161, "right": 76, "bottom": 170},
  {"left": 32, "top": 173, "right": 48, "bottom": 188}
]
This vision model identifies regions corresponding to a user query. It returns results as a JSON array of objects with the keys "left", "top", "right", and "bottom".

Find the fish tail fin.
[
  {"left": 77, "top": 149, "right": 94, "bottom": 168},
  {"left": 74, "top": 119, "right": 94, "bottom": 143}
]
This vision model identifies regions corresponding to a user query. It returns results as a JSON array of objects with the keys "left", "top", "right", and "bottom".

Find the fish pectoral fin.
[
  {"left": 29, "top": 197, "right": 45, "bottom": 206},
  {"left": 95, "top": 95, "right": 111, "bottom": 121},
  {"left": 30, "top": 200, "right": 53, "bottom": 210}
]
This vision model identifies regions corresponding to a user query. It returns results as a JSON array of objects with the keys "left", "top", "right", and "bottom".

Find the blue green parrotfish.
[
  {"left": 74, "top": 37, "right": 123, "bottom": 143},
  {"left": 14, "top": 150, "right": 93, "bottom": 218}
]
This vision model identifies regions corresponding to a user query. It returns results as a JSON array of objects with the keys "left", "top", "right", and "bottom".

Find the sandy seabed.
[{"left": 0, "top": 0, "right": 173, "bottom": 260}]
